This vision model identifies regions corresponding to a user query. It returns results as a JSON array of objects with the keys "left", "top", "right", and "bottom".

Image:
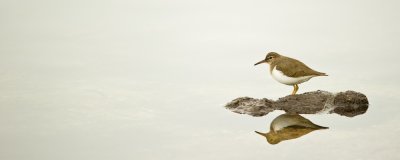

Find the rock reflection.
[{"left": 255, "top": 114, "right": 328, "bottom": 144}]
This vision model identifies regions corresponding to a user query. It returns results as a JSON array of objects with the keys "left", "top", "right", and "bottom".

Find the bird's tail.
[{"left": 318, "top": 72, "right": 328, "bottom": 76}]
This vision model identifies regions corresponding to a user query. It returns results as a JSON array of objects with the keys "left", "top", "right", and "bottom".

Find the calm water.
[{"left": 1, "top": 1, "right": 400, "bottom": 160}]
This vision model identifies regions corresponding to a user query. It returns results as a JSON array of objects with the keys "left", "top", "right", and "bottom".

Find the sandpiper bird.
[
  {"left": 255, "top": 114, "right": 328, "bottom": 144},
  {"left": 254, "top": 52, "right": 327, "bottom": 95}
]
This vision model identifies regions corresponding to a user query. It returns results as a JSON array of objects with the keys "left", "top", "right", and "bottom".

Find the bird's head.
[
  {"left": 254, "top": 131, "right": 281, "bottom": 144},
  {"left": 254, "top": 52, "right": 280, "bottom": 66}
]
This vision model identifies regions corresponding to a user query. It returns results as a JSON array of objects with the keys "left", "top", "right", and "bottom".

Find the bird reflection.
[{"left": 255, "top": 114, "right": 328, "bottom": 144}]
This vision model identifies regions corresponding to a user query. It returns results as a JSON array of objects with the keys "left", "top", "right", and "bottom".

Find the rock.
[{"left": 224, "top": 90, "right": 368, "bottom": 117}]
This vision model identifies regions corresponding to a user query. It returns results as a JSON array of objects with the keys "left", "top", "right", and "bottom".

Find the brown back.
[{"left": 271, "top": 56, "right": 327, "bottom": 77}]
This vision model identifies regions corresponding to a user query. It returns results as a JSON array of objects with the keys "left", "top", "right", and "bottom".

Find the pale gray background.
[{"left": 1, "top": 0, "right": 399, "bottom": 160}]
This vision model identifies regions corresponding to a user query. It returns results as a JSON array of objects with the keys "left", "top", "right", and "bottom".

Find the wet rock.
[{"left": 224, "top": 90, "right": 368, "bottom": 117}]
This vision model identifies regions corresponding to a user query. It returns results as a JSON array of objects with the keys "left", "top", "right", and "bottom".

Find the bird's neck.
[
  {"left": 269, "top": 62, "right": 278, "bottom": 73},
  {"left": 269, "top": 57, "right": 284, "bottom": 73}
]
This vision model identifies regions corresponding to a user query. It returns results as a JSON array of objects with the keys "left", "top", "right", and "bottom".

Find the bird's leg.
[
  {"left": 291, "top": 84, "right": 299, "bottom": 95},
  {"left": 291, "top": 85, "right": 296, "bottom": 95}
]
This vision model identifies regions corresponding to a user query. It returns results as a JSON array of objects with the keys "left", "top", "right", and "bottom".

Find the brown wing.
[{"left": 276, "top": 57, "right": 326, "bottom": 77}]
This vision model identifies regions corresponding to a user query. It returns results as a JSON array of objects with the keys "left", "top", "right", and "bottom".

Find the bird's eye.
[{"left": 268, "top": 56, "right": 273, "bottom": 60}]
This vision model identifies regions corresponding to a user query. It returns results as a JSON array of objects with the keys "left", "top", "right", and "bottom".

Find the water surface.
[{"left": 1, "top": 0, "right": 400, "bottom": 160}]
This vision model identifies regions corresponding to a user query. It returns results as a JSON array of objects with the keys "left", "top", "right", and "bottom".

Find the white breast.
[
  {"left": 271, "top": 114, "right": 308, "bottom": 132},
  {"left": 271, "top": 66, "right": 313, "bottom": 85}
]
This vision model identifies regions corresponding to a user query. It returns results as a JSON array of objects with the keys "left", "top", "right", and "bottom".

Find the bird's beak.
[
  {"left": 254, "top": 59, "right": 267, "bottom": 66},
  {"left": 254, "top": 131, "right": 267, "bottom": 137}
]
